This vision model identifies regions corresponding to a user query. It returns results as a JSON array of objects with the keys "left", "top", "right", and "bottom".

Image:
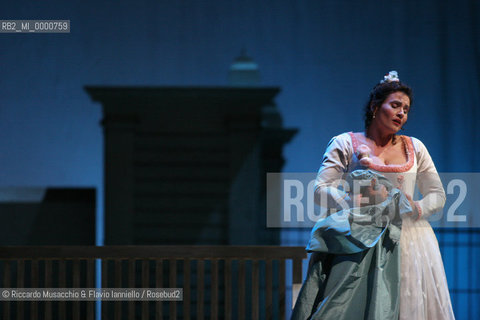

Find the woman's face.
[{"left": 372, "top": 91, "right": 410, "bottom": 135}]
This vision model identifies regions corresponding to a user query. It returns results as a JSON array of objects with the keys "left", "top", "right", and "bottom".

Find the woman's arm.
[
  {"left": 314, "top": 133, "right": 352, "bottom": 209},
  {"left": 413, "top": 138, "right": 446, "bottom": 219}
]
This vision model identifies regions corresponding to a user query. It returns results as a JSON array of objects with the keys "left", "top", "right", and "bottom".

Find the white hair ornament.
[{"left": 380, "top": 70, "right": 400, "bottom": 83}]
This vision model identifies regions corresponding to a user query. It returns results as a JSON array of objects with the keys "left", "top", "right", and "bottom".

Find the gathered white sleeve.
[
  {"left": 413, "top": 137, "right": 446, "bottom": 219},
  {"left": 314, "top": 133, "right": 352, "bottom": 208}
]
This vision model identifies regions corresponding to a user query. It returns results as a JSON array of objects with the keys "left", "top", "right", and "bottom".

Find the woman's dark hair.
[{"left": 364, "top": 81, "right": 413, "bottom": 130}]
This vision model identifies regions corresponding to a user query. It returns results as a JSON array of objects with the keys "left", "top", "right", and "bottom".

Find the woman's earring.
[{"left": 372, "top": 113, "right": 376, "bottom": 119}]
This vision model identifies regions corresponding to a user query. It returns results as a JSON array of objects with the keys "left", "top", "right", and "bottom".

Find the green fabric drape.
[{"left": 292, "top": 170, "right": 412, "bottom": 320}]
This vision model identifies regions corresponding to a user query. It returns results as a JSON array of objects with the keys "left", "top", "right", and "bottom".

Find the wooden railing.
[{"left": 0, "top": 246, "right": 307, "bottom": 319}]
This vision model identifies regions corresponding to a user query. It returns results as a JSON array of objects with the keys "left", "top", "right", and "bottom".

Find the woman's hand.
[
  {"left": 404, "top": 194, "right": 419, "bottom": 218},
  {"left": 352, "top": 178, "right": 389, "bottom": 207}
]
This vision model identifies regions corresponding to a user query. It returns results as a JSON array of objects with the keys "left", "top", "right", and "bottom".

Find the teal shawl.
[{"left": 292, "top": 170, "right": 412, "bottom": 320}]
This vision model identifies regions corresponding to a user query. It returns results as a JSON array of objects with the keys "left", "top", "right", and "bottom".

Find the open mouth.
[{"left": 392, "top": 119, "right": 402, "bottom": 126}]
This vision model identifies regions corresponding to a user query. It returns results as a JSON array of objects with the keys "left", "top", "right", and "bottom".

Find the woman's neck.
[{"left": 365, "top": 126, "right": 395, "bottom": 147}]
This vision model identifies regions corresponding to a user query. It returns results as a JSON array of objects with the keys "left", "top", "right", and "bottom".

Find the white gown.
[{"left": 314, "top": 132, "right": 455, "bottom": 320}]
